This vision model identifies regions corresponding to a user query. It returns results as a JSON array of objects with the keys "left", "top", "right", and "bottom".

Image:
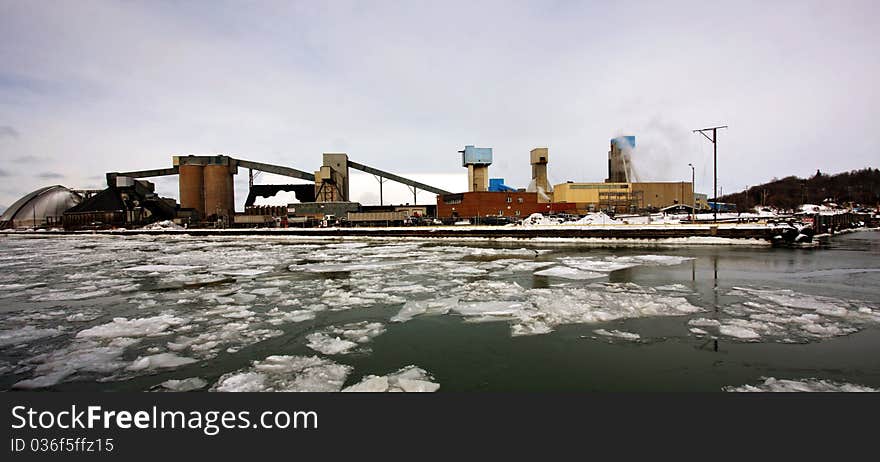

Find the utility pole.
[
  {"left": 693, "top": 125, "right": 728, "bottom": 223},
  {"left": 688, "top": 163, "right": 695, "bottom": 221}
]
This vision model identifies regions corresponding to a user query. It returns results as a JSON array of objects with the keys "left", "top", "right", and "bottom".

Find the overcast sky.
[{"left": 1, "top": 0, "right": 877, "bottom": 210}]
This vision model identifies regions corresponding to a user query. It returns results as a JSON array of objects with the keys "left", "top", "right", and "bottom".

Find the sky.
[{"left": 1, "top": 0, "right": 878, "bottom": 211}]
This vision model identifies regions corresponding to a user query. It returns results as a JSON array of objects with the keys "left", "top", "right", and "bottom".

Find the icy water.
[{"left": 1, "top": 231, "right": 879, "bottom": 392}]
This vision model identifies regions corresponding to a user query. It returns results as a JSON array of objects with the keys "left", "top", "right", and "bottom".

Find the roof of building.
[{"left": 0, "top": 185, "right": 82, "bottom": 224}]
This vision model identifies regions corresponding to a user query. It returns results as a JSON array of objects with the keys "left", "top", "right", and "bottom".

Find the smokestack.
[{"left": 607, "top": 136, "right": 636, "bottom": 183}]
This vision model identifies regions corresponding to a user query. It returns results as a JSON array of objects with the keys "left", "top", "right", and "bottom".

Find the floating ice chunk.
[
  {"left": 614, "top": 255, "right": 695, "bottom": 266},
  {"left": 13, "top": 339, "right": 134, "bottom": 388},
  {"left": 35, "top": 289, "right": 111, "bottom": 301},
  {"left": 516, "top": 284, "right": 703, "bottom": 337},
  {"left": 511, "top": 321, "right": 553, "bottom": 336},
  {"left": 0, "top": 325, "right": 64, "bottom": 346},
  {"left": 66, "top": 312, "right": 102, "bottom": 322},
  {"left": 391, "top": 298, "right": 458, "bottom": 323},
  {"left": 213, "top": 372, "right": 266, "bottom": 392},
  {"left": 343, "top": 375, "right": 389, "bottom": 392},
  {"left": 215, "top": 269, "right": 269, "bottom": 277},
  {"left": 13, "top": 369, "right": 75, "bottom": 389},
  {"left": 593, "top": 329, "right": 641, "bottom": 341},
  {"left": 534, "top": 266, "right": 607, "bottom": 280},
  {"left": 306, "top": 321, "right": 386, "bottom": 354},
  {"left": 454, "top": 301, "right": 524, "bottom": 318},
  {"left": 689, "top": 328, "right": 709, "bottom": 335},
  {"left": 125, "top": 265, "right": 202, "bottom": 272},
  {"left": 127, "top": 353, "right": 198, "bottom": 371},
  {"left": 689, "top": 318, "right": 721, "bottom": 327},
  {"left": 250, "top": 287, "right": 280, "bottom": 296},
  {"left": 266, "top": 308, "right": 316, "bottom": 325},
  {"left": 559, "top": 258, "right": 639, "bottom": 273},
  {"left": 160, "top": 377, "right": 208, "bottom": 392},
  {"left": 212, "top": 355, "right": 352, "bottom": 392},
  {"left": 719, "top": 325, "right": 760, "bottom": 339},
  {"left": 232, "top": 293, "right": 257, "bottom": 304},
  {"left": 724, "top": 377, "right": 879, "bottom": 392},
  {"left": 306, "top": 333, "right": 358, "bottom": 355},
  {"left": 656, "top": 284, "right": 691, "bottom": 292},
  {"left": 77, "top": 314, "right": 186, "bottom": 338},
  {"left": 343, "top": 366, "right": 439, "bottom": 392}
]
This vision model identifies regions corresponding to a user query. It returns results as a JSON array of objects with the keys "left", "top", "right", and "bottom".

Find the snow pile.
[
  {"left": 573, "top": 212, "right": 621, "bottom": 225},
  {"left": 688, "top": 287, "right": 880, "bottom": 343},
  {"left": 343, "top": 366, "right": 440, "bottom": 392},
  {"left": 724, "top": 377, "right": 878, "bottom": 392},
  {"left": 142, "top": 220, "right": 184, "bottom": 230},
  {"left": 306, "top": 321, "right": 386, "bottom": 355},
  {"left": 212, "top": 355, "right": 352, "bottom": 392},
  {"left": 521, "top": 213, "right": 566, "bottom": 226}
]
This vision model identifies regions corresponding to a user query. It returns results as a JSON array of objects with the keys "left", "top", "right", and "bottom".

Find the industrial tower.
[{"left": 460, "top": 145, "right": 493, "bottom": 192}]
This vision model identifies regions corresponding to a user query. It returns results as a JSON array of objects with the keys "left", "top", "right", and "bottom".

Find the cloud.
[
  {"left": 36, "top": 172, "right": 64, "bottom": 179},
  {"left": 0, "top": 0, "right": 877, "bottom": 206},
  {"left": 0, "top": 126, "right": 19, "bottom": 139},
  {"left": 13, "top": 155, "right": 50, "bottom": 163},
  {"left": 0, "top": 169, "right": 9, "bottom": 177}
]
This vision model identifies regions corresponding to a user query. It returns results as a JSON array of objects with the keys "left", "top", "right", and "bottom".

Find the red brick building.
[{"left": 436, "top": 192, "right": 577, "bottom": 219}]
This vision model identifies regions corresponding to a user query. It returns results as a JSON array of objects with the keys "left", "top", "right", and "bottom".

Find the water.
[{"left": 1, "top": 231, "right": 878, "bottom": 392}]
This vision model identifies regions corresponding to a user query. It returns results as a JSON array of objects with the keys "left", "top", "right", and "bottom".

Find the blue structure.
[
  {"left": 707, "top": 202, "right": 736, "bottom": 212},
  {"left": 611, "top": 136, "right": 636, "bottom": 149},
  {"left": 460, "top": 145, "right": 493, "bottom": 167},
  {"left": 488, "top": 178, "right": 516, "bottom": 192}
]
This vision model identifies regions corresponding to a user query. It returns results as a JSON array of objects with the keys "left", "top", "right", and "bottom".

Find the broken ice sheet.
[
  {"left": 306, "top": 322, "right": 386, "bottom": 355},
  {"left": 687, "top": 286, "right": 880, "bottom": 343},
  {"left": 212, "top": 355, "right": 352, "bottom": 392},
  {"left": 343, "top": 366, "right": 440, "bottom": 392},
  {"left": 724, "top": 377, "right": 878, "bottom": 392}
]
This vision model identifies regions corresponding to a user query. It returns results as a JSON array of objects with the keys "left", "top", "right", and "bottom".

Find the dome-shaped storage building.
[{"left": 0, "top": 185, "right": 82, "bottom": 229}]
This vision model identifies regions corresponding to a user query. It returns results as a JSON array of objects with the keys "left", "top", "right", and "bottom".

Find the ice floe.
[
  {"left": 343, "top": 366, "right": 440, "bottom": 392},
  {"left": 127, "top": 353, "right": 197, "bottom": 371},
  {"left": 212, "top": 355, "right": 352, "bottom": 392},
  {"left": 687, "top": 287, "right": 880, "bottom": 343},
  {"left": 534, "top": 266, "right": 607, "bottom": 280},
  {"left": 724, "top": 377, "right": 878, "bottom": 392},
  {"left": 77, "top": 314, "right": 186, "bottom": 338},
  {"left": 593, "top": 329, "right": 641, "bottom": 341},
  {"left": 0, "top": 325, "right": 64, "bottom": 347},
  {"left": 306, "top": 322, "right": 386, "bottom": 355},
  {"left": 159, "top": 377, "right": 208, "bottom": 392}
]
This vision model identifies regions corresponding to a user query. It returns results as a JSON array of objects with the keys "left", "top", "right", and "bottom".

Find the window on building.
[
  {"left": 498, "top": 210, "right": 503, "bottom": 216},
  {"left": 506, "top": 196, "right": 512, "bottom": 203},
  {"left": 517, "top": 197, "right": 524, "bottom": 203},
  {"left": 515, "top": 210, "right": 521, "bottom": 216}
]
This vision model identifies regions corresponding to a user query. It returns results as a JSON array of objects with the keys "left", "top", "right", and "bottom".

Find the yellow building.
[{"left": 553, "top": 181, "right": 694, "bottom": 213}]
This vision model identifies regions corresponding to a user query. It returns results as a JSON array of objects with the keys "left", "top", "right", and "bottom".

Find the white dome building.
[{"left": 0, "top": 185, "right": 82, "bottom": 229}]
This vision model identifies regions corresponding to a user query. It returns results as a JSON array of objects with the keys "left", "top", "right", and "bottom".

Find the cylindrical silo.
[
  {"left": 204, "top": 164, "right": 234, "bottom": 219},
  {"left": 178, "top": 164, "right": 205, "bottom": 218}
]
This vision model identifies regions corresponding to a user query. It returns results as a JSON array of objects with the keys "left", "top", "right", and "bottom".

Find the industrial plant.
[{"left": 0, "top": 134, "right": 720, "bottom": 231}]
